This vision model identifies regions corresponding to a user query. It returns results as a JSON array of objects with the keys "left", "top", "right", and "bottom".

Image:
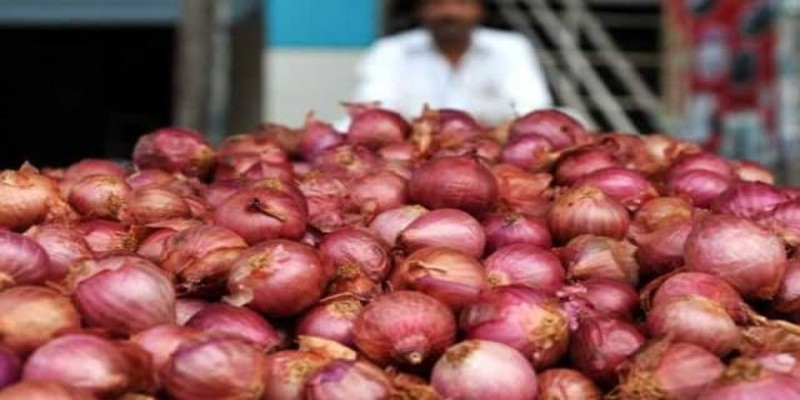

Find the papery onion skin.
[
  {"left": 685, "top": 214, "right": 787, "bottom": 300},
  {"left": 186, "top": 303, "right": 282, "bottom": 351},
  {"left": 263, "top": 350, "right": 331, "bottom": 400},
  {"left": 24, "top": 224, "right": 92, "bottom": 281},
  {"left": 409, "top": 155, "right": 498, "bottom": 217},
  {"left": 711, "top": 181, "right": 787, "bottom": 218},
  {"left": 510, "top": 108, "right": 586, "bottom": 149},
  {"left": 0, "top": 346, "right": 20, "bottom": 389},
  {"left": 175, "top": 299, "right": 208, "bottom": 326},
  {"left": 431, "top": 340, "right": 538, "bottom": 400},
  {"left": 126, "top": 169, "right": 177, "bottom": 191},
  {"left": 296, "top": 296, "right": 363, "bottom": 346},
  {"left": 132, "top": 127, "right": 215, "bottom": 178},
  {"left": 570, "top": 314, "right": 645, "bottom": 386},
  {"left": 0, "top": 381, "right": 95, "bottom": 400},
  {"left": 136, "top": 219, "right": 203, "bottom": 263},
  {"left": 399, "top": 208, "right": 486, "bottom": 258},
  {"left": 387, "top": 370, "right": 443, "bottom": 400},
  {"left": 68, "top": 174, "right": 131, "bottom": 220},
  {"left": 0, "top": 231, "right": 51, "bottom": 288},
  {"left": 460, "top": 286, "right": 569, "bottom": 369},
  {"left": 213, "top": 187, "right": 308, "bottom": 245},
  {"left": 125, "top": 188, "right": 191, "bottom": 225},
  {"left": 560, "top": 234, "right": 639, "bottom": 286},
  {"left": 492, "top": 164, "right": 553, "bottom": 216},
  {"left": 697, "top": 358, "right": 800, "bottom": 400},
  {"left": 353, "top": 291, "right": 456, "bottom": 367},
  {"left": 0, "top": 166, "right": 65, "bottom": 231},
  {"left": 226, "top": 240, "right": 329, "bottom": 318},
  {"left": 162, "top": 337, "right": 267, "bottom": 400},
  {"left": 78, "top": 220, "right": 141, "bottom": 255},
  {"left": 537, "top": 368, "right": 602, "bottom": 400},
  {"left": 558, "top": 278, "right": 638, "bottom": 320},
  {"left": 346, "top": 170, "right": 408, "bottom": 215},
  {"left": 776, "top": 259, "right": 800, "bottom": 314},
  {"left": 574, "top": 167, "right": 659, "bottom": 211},
  {"left": 650, "top": 271, "right": 750, "bottom": 324},
  {"left": 304, "top": 360, "right": 392, "bottom": 400},
  {"left": 131, "top": 324, "right": 204, "bottom": 370},
  {"left": 0, "top": 286, "right": 81, "bottom": 355},
  {"left": 368, "top": 205, "right": 428, "bottom": 247},
  {"left": 667, "top": 170, "right": 731, "bottom": 208},
  {"left": 319, "top": 227, "right": 390, "bottom": 281},
  {"left": 632, "top": 196, "right": 694, "bottom": 232},
  {"left": 548, "top": 186, "right": 630, "bottom": 243},
  {"left": 481, "top": 212, "right": 552, "bottom": 253},
  {"left": 484, "top": 243, "right": 564, "bottom": 295},
  {"left": 312, "top": 144, "right": 381, "bottom": 179},
  {"left": 647, "top": 296, "right": 740, "bottom": 356}
]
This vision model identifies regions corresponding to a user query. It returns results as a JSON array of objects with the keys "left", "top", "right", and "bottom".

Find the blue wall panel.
[{"left": 266, "top": 0, "right": 378, "bottom": 48}]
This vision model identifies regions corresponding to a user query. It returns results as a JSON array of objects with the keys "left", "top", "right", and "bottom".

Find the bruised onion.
[
  {"left": 175, "top": 299, "right": 208, "bottom": 325},
  {"left": 558, "top": 278, "right": 638, "bottom": 319},
  {"left": 132, "top": 127, "right": 215, "bottom": 178},
  {"left": 461, "top": 286, "right": 569, "bottom": 369},
  {"left": 0, "top": 165, "right": 66, "bottom": 231},
  {"left": 647, "top": 296, "right": 740, "bottom": 356},
  {"left": 399, "top": 208, "right": 486, "bottom": 258},
  {"left": 346, "top": 170, "right": 408, "bottom": 214},
  {"left": 685, "top": 214, "right": 787, "bottom": 300},
  {"left": 296, "top": 296, "right": 363, "bottom": 346},
  {"left": 263, "top": 350, "right": 330, "bottom": 400},
  {"left": 570, "top": 313, "right": 645, "bottom": 386},
  {"left": 0, "top": 231, "right": 51, "bottom": 288},
  {"left": 484, "top": 243, "right": 564, "bottom": 295},
  {"left": 431, "top": 340, "right": 538, "bottom": 400},
  {"left": 650, "top": 272, "right": 751, "bottom": 324},
  {"left": 711, "top": 181, "right": 787, "bottom": 218},
  {"left": 0, "top": 286, "right": 81, "bottom": 355},
  {"left": 346, "top": 104, "right": 410, "bottom": 150},
  {"left": 510, "top": 108, "right": 586, "bottom": 149},
  {"left": 368, "top": 205, "right": 428, "bottom": 246},
  {"left": 667, "top": 170, "right": 731, "bottom": 207},
  {"left": 492, "top": 164, "right": 553, "bottom": 216},
  {"left": 390, "top": 247, "right": 487, "bottom": 310},
  {"left": 409, "top": 155, "right": 497, "bottom": 216},
  {"left": 186, "top": 303, "right": 281, "bottom": 351},
  {"left": 305, "top": 360, "right": 392, "bottom": 400},
  {"left": 548, "top": 186, "right": 630, "bottom": 243},
  {"left": 573, "top": 167, "right": 659, "bottom": 210},
  {"left": 298, "top": 114, "right": 344, "bottom": 160},
  {"left": 131, "top": 324, "right": 204, "bottom": 370},
  {"left": 353, "top": 291, "right": 456, "bottom": 367},
  {"left": 0, "top": 381, "right": 94, "bottom": 399},
  {"left": 226, "top": 240, "right": 329, "bottom": 317},
  {"left": 77, "top": 220, "right": 141, "bottom": 255},
  {"left": 124, "top": 188, "right": 191, "bottom": 224},
  {"left": 554, "top": 146, "right": 622, "bottom": 185},
  {"left": 214, "top": 186, "right": 307, "bottom": 245},
  {"left": 482, "top": 212, "right": 551, "bottom": 253},
  {"left": 560, "top": 234, "right": 639, "bottom": 286},
  {"left": 697, "top": 358, "right": 800, "bottom": 400},
  {"left": 320, "top": 227, "right": 390, "bottom": 281},
  {"left": 537, "top": 369, "right": 602, "bottom": 400},
  {"left": 25, "top": 224, "right": 92, "bottom": 281},
  {"left": 500, "top": 134, "right": 553, "bottom": 169}
]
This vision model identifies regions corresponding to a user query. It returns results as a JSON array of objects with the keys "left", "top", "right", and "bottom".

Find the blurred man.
[{"left": 352, "top": 0, "right": 552, "bottom": 125}]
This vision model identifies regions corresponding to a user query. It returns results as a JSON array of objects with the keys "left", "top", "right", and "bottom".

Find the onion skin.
[
  {"left": 558, "top": 278, "right": 638, "bottom": 320},
  {"left": 0, "top": 381, "right": 95, "bottom": 400},
  {"left": 312, "top": 144, "right": 381, "bottom": 179},
  {"left": 60, "top": 158, "right": 128, "bottom": 195},
  {"left": 346, "top": 170, "right": 408, "bottom": 215},
  {"left": 0, "top": 165, "right": 66, "bottom": 231},
  {"left": 0, "top": 231, "right": 51, "bottom": 288},
  {"left": 431, "top": 340, "right": 538, "bottom": 400},
  {"left": 409, "top": 155, "right": 498, "bottom": 217},
  {"left": 759, "top": 199, "right": 800, "bottom": 247},
  {"left": 353, "top": 291, "right": 456, "bottom": 367},
  {"left": 554, "top": 146, "right": 622, "bottom": 185},
  {"left": 775, "top": 259, "right": 800, "bottom": 314},
  {"left": 304, "top": 360, "right": 392, "bottom": 400},
  {"left": 296, "top": 296, "right": 363, "bottom": 346},
  {"left": 136, "top": 219, "right": 203, "bottom": 262},
  {"left": 213, "top": 186, "right": 308, "bottom": 245},
  {"left": 24, "top": 224, "right": 92, "bottom": 282},
  {"left": 346, "top": 105, "right": 410, "bottom": 150},
  {"left": 132, "top": 127, "right": 215, "bottom": 178},
  {"left": 630, "top": 219, "right": 692, "bottom": 277},
  {"left": 131, "top": 325, "right": 204, "bottom": 370},
  {"left": 667, "top": 152, "right": 734, "bottom": 181},
  {"left": 162, "top": 337, "right": 267, "bottom": 400},
  {"left": 685, "top": 214, "right": 787, "bottom": 300},
  {"left": 226, "top": 240, "right": 329, "bottom": 318},
  {"left": 537, "top": 369, "right": 602, "bottom": 400},
  {"left": 399, "top": 208, "right": 486, "bottom": 258},
  {"left": 319, "top": 227, "right": 390, "bottom": 282},
  {"left": 175, "top": 299, "right": 208, "bottom": 325},
  {"left": 78, "top": 220, "right": 141, "bottom": 255},
  {"left": 650, "top": 272, "right": 750, "bottom": 324},
  {"left": 647, "top": 296, "right": 740, "bottom": 356},
  {"left": 186, "top": 303, "right": 282, "bottom": 351},
  {"left": 574, "top": 167, "right": 659, "bottom": 211},
  {"left": 0, "top": 286, "right": 81, "bottom": 355},
  {"left": 570, "top": 314, "right": 645, "bottom": 386},
  {"left": 667, "top": 170, "right": 731, "bottom": 208},
  {"left": 711, "top": 181, "right": 787, "bottom": 218},
  {"left": 548, "top": 186, "right": 631, "bottom": 243},
  {"left": 263, "top": 350, "right": 331, "bottom": 400},
  {"left": 510, "top": 108, "right": 586, "bottom": 149},
  {"left": 697, "top": 358, "right": 800, "bottom": 400},
  {"left": 492, "top": 165, "right": 553, "bottom": 217},
  {"left": 560, "top": 234, "right": 639, "bottom": 286},
  {"left": 460, "top": 286, "right": 569, "bottom": 369},
  {"left": 298, "top": 115, "right": 344, "bottom": 160},
  {"left": 68, "top": 174, "right": 131, "bottom": 220},
  {"left": 500, "top": 134, "right": 554, "bottom": 169},
  {"left": 481, "top": 212, "right": 552, "bottom": 253},
  {"left": 0, "top": 346, "right": 20, "bottom": 389},
  {"left": 484, "top": 243, "right": 564, "bottom": 295},
  {"left": 125, "top": 188, "right": 191, "bottom": 224},
  {"left": 217, "top": 132, "right": 288, "bottom": 163},
  {"left": 632, "top": 196, "right": 694, "bottom": 232}
]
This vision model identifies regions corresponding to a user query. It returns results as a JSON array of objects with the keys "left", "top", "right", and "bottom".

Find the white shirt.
[{"left": 353, "top": 28, "right": 553, "bottom": 126}]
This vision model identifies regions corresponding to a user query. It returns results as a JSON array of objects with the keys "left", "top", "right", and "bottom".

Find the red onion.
[
  {"left": 353, "top": 291, "right": 456, "bottom": 367},
  {"left": 548, "top": 186, "right": 630, "bottom": 243},
  {"left": 0, "top": 286, "right": 80, "bottom": 355},
  {"left": 319, "top": 227, "right": 389, "bottom": 281},
  {"left": 0, "top": 346, "right": 19, "bottom": 389},
  {"left": 60, "top": 158, "right": 128, "bottom": 196},
  {"left": 325, "top": 267, "right": 383, "bottom": 300},
  {"left": 121, "top": 187, "right": 190, "bottom": 225},
  {"left": 554, "top": 146, "right": 622, "bottom": 185},
  {"left": 297, "top": 172, "right": 349, "bottom": 233},
  {"left": 560, "top": 234, "right": 639, "bottom": 286},
  {"left": 346, "top": 170, "right": 408, "bottom": 215},
  {"left": 573, "top": 167, "right": 659, "bottom": 210},
  {"left": 774, "top": 259, "right": 800, "bottom": 314},
  {"left": 345, "top": 104, "right": 410, "bottom": 150},
  {"left": 0, "top": 165, "right": 66, "bottom": 230},
  {"left": 368, "top": 205, "right": 428, "bottom": 246},
  {"left": 312, "top": 144, "right": 380, "bottom": 179},
  {"left": 668, "top": 170, "right": 732, "bottom": 208},
  {"left": 759, "top": 199, "right": 800, "bottom": 246},
  {"left": 298, "top": 114, "right": 344, "bottom": 160},
  {"left": 510, "top": 108, "right": 586, "bottom": 149},
  {"left": 409, "top": 155, "right": 498, "bottom": 217},
  {"left": 136, "top": 219, "right": 201, "bottom": 262},
  {"left": 399, "top": 208, "right": 486, "bottom": 258},
  {"left": 390, "top": 247, "right": 487, "bottom": 310},
  {"left": 263, "top": 350, "right": 331, "bottom": 400},
  {"left": 754, "top": 352, "right": 800, "bottom": 377},
  {"left": 162, "top": 337, "right": 267, "bottom": 400},
  {"left": 667, "top": 152, "right": 734, "bottom": 182},
  {"left": 632, "top": 196, "right": 694, "bottom": 232},
  {"left": 481, "top": 211, "right": 551, "bottom": 253},
  {"left": 415, "top": 107, "right": 483, "bottom": 147},
  {"left": 214, "top": 153, "right": 294, "bottom": 182},
  {"left": 77, "top": 220, "right": 141, "bottom": 255},
  {"left": 649, "top": 271, "right": 750, "bottom": 324},
  {"left": 217, "top": 132, "right": 288, "bottom": 163},
  {"left": 305, "top": 360, "right": 392, "bottom": 400},
  {"left": 598, "top": 133, "right": 660, "bottom": 175},
  {"left": 0, "top": 381, "right": 94, "bottom": 399},
  {"left": 484, "top": 243, "right": 564, "bottom": 295},
  {"left": 685, "top": 214, "right": 787, "bottom": 300},
  {"left": 297, "top": 335, "right": 359, "bottom": 361},
  {"left": 492, "top": 164, "right": 553, "bottom": 216},
  {"left": 569, "top": 313, "right": 645, "bottom": 386},
  {"left": 296, "top": 296, "right": 363, "bottom": 346},
  {"left": 214, "top": 186, "right": 307, "bottom": 245},
  {"left": 131, "top": 324, "right": 204, "bottom": 370},
  {"left": 73, "top": 255, "right": 175, "bottom": 335},
  {"left": 617, "top": 339, "right": 725, "bottom": 399},
  {"left": 631, "top": 219, "right": 692, "bottom": 277},
  {"left": 24, "top": 224, "right": 92, "bottom": 282},
  {"left": 537, "top": 368, "right": 601, "bottom": 400},
  {"left": 386, "top": 370, "right": 443, "bottom": 400},
  {"left": 732, "top": 160, "right": 776, "bottom": 183},
  {"left": 711, "top": 181, "right": 787, "bottom": 218},
  {"left": 557, "top": 278, "right": 638, "bottom": 319},
  {"left": 0, "top": 231, "right": 51, "bottom": 288},
  {"left": 248, "top": 177, "right": 308, "bottom": 213},
  {"left": 160, "top": 225, "right": 248, "bottom": 294},
  {"left": 67, "top": 175, "right": 131, "bottom": 220},
  {"left": 378, "top": 142, "right": 416, "bottom": 162},
  {"left": 175, "top": 299, "right": 208, "bottom": 325},
  {"left": 132, "top": 127, "right": 215, "bottom": 178},
  {"left": 125, "top": 168, "right": 176, "bottom": 191},
  {"left": 226, "top": 240, "right": 329, "bottom": 317},
  {"left": 647, "top": 296, "right": 740, "bottom": 356},
  {"left": 431, "top": 340, "right": 538, "bottom": 400},
  {"left": 500, "top": 134, "right": 554, "bottom": 169},
  {"left": 434, "top": 137, "right": 502, "bottom": 163},
  {"left": 186, "top": 303, "right": 281, "bottom": 351},
  {"left": 641, "top": 134, "right": 699, "bottom": 171},
  {"left": 697, "top": 358, "right": 800, "bottom": 400}
]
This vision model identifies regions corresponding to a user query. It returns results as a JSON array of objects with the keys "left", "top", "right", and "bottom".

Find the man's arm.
[{"left": 502, "top": 37, "right": 554, "bottom": 114}]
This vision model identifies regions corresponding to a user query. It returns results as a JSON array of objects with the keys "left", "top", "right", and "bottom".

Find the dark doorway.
[{"left": 0, "top": 27, "right": 174, "bottom": 169}]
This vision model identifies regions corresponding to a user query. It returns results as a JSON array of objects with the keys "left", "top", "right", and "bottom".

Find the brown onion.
[
  {"left": 68, "top": 174, "right": 131, "bottom": 220},
  {"left": 226, "top": 240, "right": 329, "bottom": 317},
  {"left": 25, "top": 224, "right": 92, "bottom": 281},
  {"left": 510, "top": 108, "right": 586, "bottom": 149},
  {"left": 368, "top": 205, "right": 429, "bottom": 246},
  {"left": 500, "top": 134, "right": 554, "bottom": 169},
  {"left": 131, "top": 324, "right": 204, "bottom": 370},
  {"left": 132, "top": 127, "right": 215, "bottom": 178},
  {"left": 0, "top": 165, "right": 66, "bottom": 231},
  {"left": 305, "top": 360, "right": 392, "bottom": 400},
  {"left": 346, "top": 170, "right": 408, "bottom": 215},
  {"left": 484, "top": 243, "right": 564, "bottom": 295},
  {"left": 492, "top": 164, "right": 553, "bottom": 216},
  {"left": 296, "top": 296, "right": 363, "bottom": 346},
  {"left": 649, "top": 272, "right": 751, "bottom": 324},
  {"left": 667, "top": 170, "right": 731, "bottom": 207},
  {"left": 0, "top": 231, "right": 51, "bottom": 288},
  {"left": 0, "top": 381, "right": 94, "bottom": 400},
  {"left": 175, "top": 299, "right": 208, "bottom": 325},
  {"left": 214, "top": 186, "right": 307, "bottom": 245},
  {"left": 298, "top": 114, "right": 344, "bottom": 160},
  {"left": 346, "top": 104, "right": 410, "bottom": 150},
  {"left": 186, "top": 303, "right": 281, "bottom": 351},
  {"left": 697, "top": 358, "right": 800, "bottom": 400},
  {"left": 647, "top": 296, "right": 740, "bottom": 356},
  {"left": 560, "top": 234, "right": 639, "bottom": 286},
  {"left": 263, "top": 350, "right": 331, "bottom": 400},
  {"left": 399, "top": 208, "right": 486, "bottom": 258},
  {"left": 548, "top": 186, "right": 630, "bottom": 243},
  {"left": 557, "top": 278, "right": 638, "bottom": 320},
  {"left": 0, "top": 286, "right": 81, "bottom": 355},
  {"left": 482, "top": 212, "right": 551, "bottom": 253},
  {"left": 409, "top": 155, "right": 497, "bottom": 217},
  {"left": 320, "top": 227, "right": 390, "bottom": 281},
  {"left": 554, "top": 146, "right": 622, "bottom": 185},
  {"left": 461, "top": 286, "right": 569, "bottom": 369},
  {"left": 353, "top": 291, "right": 456, "bottom": 367},
  {"left": 124, "top": 188, "right": 191, "bottom": 224},
  {"left": 574, "top": 167, "right": 659, "bottom": 210},
  {"left": 711, "top": 181, "right": 787, "bottom": 218},
  {"left": 570, "top": 313, "right": 645, "bottom": 386},
  {"left": 77, "top": 220, "right": 141, "bottom": 255},
  {"left": 390, "top": 247, "right": 487, "bottom": 310},
  {"left": 537, "top": 369, "right": 602, "bottom": 400},
  {"left": 431, "top": 340, "right": 538, "bottom": 400}
]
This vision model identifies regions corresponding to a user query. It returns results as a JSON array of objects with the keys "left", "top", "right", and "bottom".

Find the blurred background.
[{"left": 0, "top": 0, "right": 797, "bottom": 180}]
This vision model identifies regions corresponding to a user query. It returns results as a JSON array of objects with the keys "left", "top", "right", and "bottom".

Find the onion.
[
  {"left": 73, "top": 255, "right": 175, "bottom": 335},
  {"left": 353, "top": 291, "right": 456, "bottom": 367},
  {"left": 711, "top": 181, "right": 787, "bottom": 218},
  {"left": 667, "top": 152, "right": 734, "bottom": 182},
  {"left": 296, "top": 296, "right": 363, "bottom": 346},
  {"left": 297, "top": 335, "right": 359, "bottom": 361},
  {"left": 0, "top": 381, "right": 94, "bottom": 399},
  {"left": 386, "top": 370, "right": 442, "bottom": 400},
  {"left": 754, "top": 352, "right": 800, "bottom": 377},
  {"left": 0, "top": 165, "right": 66, "bottom": 231},
  {"left": 325, "top": 267, "right": 383, "bottom": 300},
  {"left": 431, "top": 340, "right": 538, "bottom": 400},
  {"left": 557, "top": 278, "right": 638, "bottom": 320},
  {"left": 162, "top": 337, "right": 267, "bottom": 400},
  {"left": 482, "top": 212, "right": 551, "bottom": 253},
  {"left": 759, "top": 199, "right": 800, "bottom": 246},
  {"left": 60, "top": 158, "right": 128, "bottom": 196},
  {"left": 573, "top": 167, "right": 659, "bottom": 210},
  {"left": 132, "top": 126, "right": 215, "bottom": 178},
  {"left": 202, "top": 180, "right": 242, "bottom": 208},
  {"left": 124, "top": 188, "right": 191, "bottom": 225},
  {"left": 218, "top": 132, "right": 288, "bottom": 162},
  {"left": 647, "top": 296, "right": 740, "bottom": 356},
  {"left": 248, "top": 177, "right": 308, "bottom": 213},
  {"left": 68, "top": 174, "right": 131, "bottom": 220},
  {"left": 409, "top": 155, "right": 498, "bottom": 217},
  {"left": 346, "top": 171, "right": 408, "bottom": 215},
  {"left": 298, "top": 114, "right": 344, "bottom": 160},
  {"left": 632, "top": 196, "right": 694, "bottom": 232},
  {"left": 500, "top": 134, "right": 554, "bottom": 169},
  {"left": 548, "top": 186, "right": 630, "bottom": 243},
  {"left": 667, "top": 170, "right": 731, "bottom": 207},
  {"left": 648, "top": 271, "right": 750, "bottom": 324},
  {"left": 630, "top": 219, "right": 692, "bottom": 277},
  {"left": 125, "top": 169, "right": 177, "bottom": 191},
  {"left": 345, "top": 104, "right": 410, "bottom": 150},
  {"left": 510, "top": 108, "right": 586, "bottom": 149},
  {"left": 617, "top": 339, "right": 725, "bottom": 399},
  {"left": 599, "top": 133, "right": 661, "bottom": 175},
  {"left": 434, "top": 137, "right": 502, "bottom": 163},
  {"left": 175, "top": 299, "right": 208, "bottom": 325},
  {"left": 320, "top": 227, "right": 390, "bottom": 281},
  {"left": 415, "top": 107, "right": 483, "bottom": 147},
  {"left": 226, "top": 240, "right": 329, "bottom": 317},
  {"left": 537, "top": 369, "right": 602, "bottom": 400},
  {"left": 368, "top": 205, "right": 428, "bottom": 246},
  {"left": 378, "top": 142, "right": 416, "bottom": 162},
  {"left": 554, "top": 146, "right": 622, "bottom": 185},
  {"left": 732, "top": 160, "right": 776, "bottom": 183},
  {"left": 776, "top": 259, "right": 800, "bottom": 315},
  {"left": 641, "top": 134, "right": 700, "bottom": 171},
  {"left": 187, "top": 303, "right": 282, "bottom": 351},
  {"left": 685, "top": 214, "right": 787, "bottom": 300},
  {"left": 0, "top": 231, "right": 51, "bottom": 288},
  {"left": 24, "top": 224, "right": 92, "bottom": 281},
  {"left": 131, "top": 324, "right": 204, "bottom": 370},
  {"left": 569, "top": 313, "right": 645, "bottom": 386},
  {"left": 399, "top": 208, "right": 486, "bottom": 258},
  {"left": 484, "top": 243, "right": 564, "bottom": 295},
  {"left": 214, "top": 154, "right": 294, "bottom": 182},
  {"left": 263, "top": 350, "right": 331, "bottom": 400},
  {"left": 0, "top": 286, "right": 80, "bottom": 355},
  {"left": 390, "top": 247, "right": 487, "bottom": 310},
  {"left": 305, "top": 360, "right": 392, "bottom": 400},
  {"left": 77, "top": 220, "right": 141, "bottom": 255},
  {"left": 297, "top": 172, "right": 349, "bottom": 233},
  {"left": 492, "top": 164, "right": 553, "bottom": 216},
  {"left": 312, "top": 144, "right": 381, "bottom": 179},
  {"left": 136, "top": 219, "right": 202, "bottom": 262},
  {"left": 697, "top": 358, "right": 800, "bottom": 400},
  {"left": 214, "top": 186, "right": 307, "bottom": 245},
  {"left": 559, "top": 234, "right": 639, "bottom": 286},
  {"left": 0, "top": 346, "right": 20, "bottom": 389},
  {"left": 160, "top": 225, "right": 248, "bottom": 294}
]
